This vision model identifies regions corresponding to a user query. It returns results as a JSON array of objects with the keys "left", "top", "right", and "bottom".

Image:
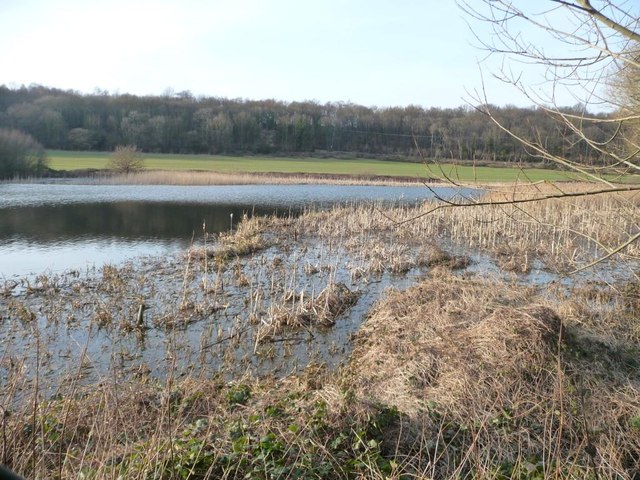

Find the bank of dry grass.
[
  {"left": 96, "top": 169, "right": 429, "bottom": 186},
  {"left": 344, "top": 271, "right": 639, "bottom": 478}
]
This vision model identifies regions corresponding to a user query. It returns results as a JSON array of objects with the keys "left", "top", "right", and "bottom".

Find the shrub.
[
  {"left": 0, "top": 128, "right": 48, "bottom": 179},
  {"left": 108, "top": 145, "right": 145, "bottom": 173}
]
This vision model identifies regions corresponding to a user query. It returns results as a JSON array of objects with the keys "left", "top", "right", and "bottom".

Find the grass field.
[{"left": 46, "top": 150, "right": 593, "bottom": 183}]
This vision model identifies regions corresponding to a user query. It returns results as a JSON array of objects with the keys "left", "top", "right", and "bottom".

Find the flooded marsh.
[
  {"left": 3, "top": 188, "right": 639, "bottom": 391},
  {"left": 1, "top": 183, "right": 480, "bottom": 393},
  {"left": 0, "top": 182, "right": 473, "bottom": 278},
  {"left": 1, "top": 184, "right": 640, "bottom": 479}
]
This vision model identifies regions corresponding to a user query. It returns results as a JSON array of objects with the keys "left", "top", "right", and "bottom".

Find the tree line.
[{"left": 0, "top": 84, "right": 617, "bottom": 164}]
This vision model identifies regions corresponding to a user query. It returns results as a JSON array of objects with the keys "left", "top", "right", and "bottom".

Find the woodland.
[{"left": 0, "top": 84, "right": 613, "bottom": 165}]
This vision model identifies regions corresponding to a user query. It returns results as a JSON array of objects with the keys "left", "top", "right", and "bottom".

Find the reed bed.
[
  {"left": 291, "top": 189, "right": 640, "bottom": 272},
  {"left": 94, "top": 170, "right": 429, "bottom": 186}
]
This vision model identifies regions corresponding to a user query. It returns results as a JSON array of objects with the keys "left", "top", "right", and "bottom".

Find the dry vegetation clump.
[
  {"left": 216, "top": 215, "right": 270, "bottom": 260},
  {"left": 619, "top": 278, "right": 640, "bottom": 312},
  {"left": 346, "top": 272, "right": 540, "bottom": 416},
  {"left": 313, "top": 282, "right": 359, "bottom": 322},
  {"left": 292, "top": 203, "right": 389, "bottom": 241},
  {"left": 417, "top": 244, "right": 471, "bottom": 270},
  {"left": 344, "top": 271, "right": 640, "bottom": 478},
  {"left": 256, "top": 282, "right": 359, "bottom": 342},
  {"left": 187, "top": 215, "right": 270, "bottom": 265},
  {"left": 349, "top": 239, "right": 415, "bottom": 275},
  {"left": 493, "top": 246, "right": 532, "bottom": 273}
]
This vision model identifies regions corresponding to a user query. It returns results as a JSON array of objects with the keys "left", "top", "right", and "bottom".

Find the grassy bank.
[
  {"left": 46, "top": 150, "right": 589, "bottom": 183},
  {"left": 2, "top": 190, "right": 640, "bottom": 478}
]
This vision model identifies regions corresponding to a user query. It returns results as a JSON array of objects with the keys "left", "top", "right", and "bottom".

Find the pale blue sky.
[{"left": 0, "top": 0, "right": 604, "bottom": 108}]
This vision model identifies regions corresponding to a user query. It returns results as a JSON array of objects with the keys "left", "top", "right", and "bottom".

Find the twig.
[
  {"left": 394, "top": 185, "right": 640, "bottom": 226},
  {"left": 570, "top": 230, "right": 640, "bottom": 274}
]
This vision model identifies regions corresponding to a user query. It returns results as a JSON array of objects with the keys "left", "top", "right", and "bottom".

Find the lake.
[{"left": 0, "top": 182, "right": 475, "bottom": 278}]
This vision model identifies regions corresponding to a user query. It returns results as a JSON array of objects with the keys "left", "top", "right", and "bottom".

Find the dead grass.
[
  {"left": 0, "top": 369, "right": 401, "bottom": 479},
  {"left": 347, "top": 272, "right": 541, "bottom": 416},
  {"left": 256, "top": 282, "right": 359, "bottom": 342},
  {"left": 344, "top": 271, "right": 640, "bottom": 478},
  {"left": 554, "top": 277, "right": 640, "bottom": 344},
  {"left": 97, "top": 169, "right": 429, "bottom": 186}
]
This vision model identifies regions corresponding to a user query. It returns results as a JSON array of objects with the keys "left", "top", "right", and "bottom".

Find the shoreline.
[
  {"left": 10, "top": 169, "right": 629, "bottom": 192},
  {"left": 33, "top": 168, "right": 439, "bottom": 186}
]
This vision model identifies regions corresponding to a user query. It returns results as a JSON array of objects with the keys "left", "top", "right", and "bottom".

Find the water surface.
[{"left": 0, "top": 182, "right": 475, "bottom": 278}]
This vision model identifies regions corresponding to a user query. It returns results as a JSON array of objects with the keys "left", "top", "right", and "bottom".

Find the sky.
[{"left": 0, "top": 0, "right": 609, "bottom": 109}]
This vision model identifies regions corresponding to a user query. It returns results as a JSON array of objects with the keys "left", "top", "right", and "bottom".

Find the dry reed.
[
  {"left": 290, "top": 190, "right": 640, "bottom": 272},
  {"left": 256, "top": 282, "right": 359, "bottom": 343},
  {"left": 95, "top": 170, "right": 430, "bottom": 186}
]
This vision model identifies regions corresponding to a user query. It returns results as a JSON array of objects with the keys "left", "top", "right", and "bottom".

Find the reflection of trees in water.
[{"left": 0, "top": 202, "right": 284, "bottom": 241}]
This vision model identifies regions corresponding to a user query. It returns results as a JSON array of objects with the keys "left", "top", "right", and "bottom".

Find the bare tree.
[
  {"left": 456, "top": 1, "right": 640, "bottom": 177},
  {"left": 444, "top": 0, "right": 640, "bottom": 270},
  {"left": 108, "top": 145, "right": 145, "bottom": 174}
]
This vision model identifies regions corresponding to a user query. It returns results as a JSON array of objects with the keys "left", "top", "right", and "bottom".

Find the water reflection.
[
  {"left": 0, "top": 202, "right": 282, "bottom": 278},
  {"left": 0, "top": 202, "right": 280, "bottom": 241},
  {"left": 0, "top": 238, "right": 184, "bottom": 277}
]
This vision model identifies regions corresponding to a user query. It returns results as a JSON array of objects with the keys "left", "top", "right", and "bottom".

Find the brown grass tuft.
[
  {"left": 347, "top": 272, "right": 544, "bottom": 416},
  {"left": 418, "top": 244, "right": 471, "bottom": 270},
  {"left": 257, "top": 282, "right": 359, "bottom": 343},
  {"left": 187, "top": 214, "right": 269, "bottom": 265}
]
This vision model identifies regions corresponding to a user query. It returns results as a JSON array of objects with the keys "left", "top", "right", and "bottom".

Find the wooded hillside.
[{"left": 0, "top": 85, "right": 614, "bottom": 164}]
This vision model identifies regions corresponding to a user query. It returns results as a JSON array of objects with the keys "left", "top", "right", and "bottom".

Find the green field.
[{"left": 46, "top": 150, "right": 599, "bottom": 183}]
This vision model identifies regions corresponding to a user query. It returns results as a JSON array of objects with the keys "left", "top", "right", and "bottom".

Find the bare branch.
[
  {"left": 570, "top": 0, "right": 640, "bottom": 42},
  {"left": 570, "top": 230, "right": 640, "bottom": 273},
  {"left": 394, "top": 185, "right": 640, "bottom": 227}
]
